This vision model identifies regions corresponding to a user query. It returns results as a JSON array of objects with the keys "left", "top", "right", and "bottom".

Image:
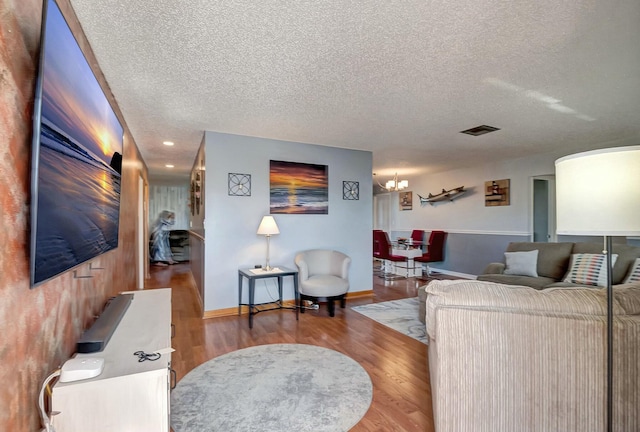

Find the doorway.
[{"left": 531, "top": 175, "right": 556, "bottom": 242}]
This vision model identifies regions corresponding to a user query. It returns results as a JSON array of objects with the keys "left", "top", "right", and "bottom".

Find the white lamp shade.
[
  {"left": 257, "top": 215, "right": 280, "bottom": 236},
  {"left": 555, "top": 145, "right": 640, "bottom": 236}
]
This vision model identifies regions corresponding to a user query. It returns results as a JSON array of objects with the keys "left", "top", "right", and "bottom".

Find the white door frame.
[{"left": 137, "top": 174, "right": 147, "bottom": 289}]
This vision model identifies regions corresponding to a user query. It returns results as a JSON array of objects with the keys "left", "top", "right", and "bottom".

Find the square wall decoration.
[
  {"left": 228, "top": 173, "right": 251, "bottom": 196},
  {"left": 400, "top": 191, "right": 413, "bottom": 210},
  {"left": 270, "top": 160, "right": 328, "bottom": 214},
  {"left": 343, "top": 181, "right": 359, "bottom": 200},
  {"left": 485, "top": 179, "right": 510, "bottom": 206}
]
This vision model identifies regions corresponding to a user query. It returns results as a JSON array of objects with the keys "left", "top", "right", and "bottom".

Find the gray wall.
[
  {"left": 381, "top": 152, "right": 563, "bottom": 275},
  {"left": 201, "top": 132, "right": 373, "bottom": 312},
  {"left": 391, "top": 230, "right": 529, "bottom": 275}
]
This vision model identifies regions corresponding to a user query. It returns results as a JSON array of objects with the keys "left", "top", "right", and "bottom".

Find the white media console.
[{"left": 52, "top": 288, "right": 172, "bottom": 431}]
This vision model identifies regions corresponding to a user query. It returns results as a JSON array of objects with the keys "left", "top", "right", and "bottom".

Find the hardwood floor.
[{"left": 148, "top": 263, "right": 438, "bottom": 431}]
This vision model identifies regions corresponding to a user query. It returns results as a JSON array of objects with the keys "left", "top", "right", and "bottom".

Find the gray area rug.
[
  {"left": 171, "top": 343, "right": 373, "bottom": 432},
  {"left": 352, "top": 297, "right": 428, "bottom": 344}
]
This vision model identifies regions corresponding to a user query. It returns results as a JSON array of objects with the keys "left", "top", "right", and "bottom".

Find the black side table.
[{"left": 238, "top": 266, "right": 299, "bottom": 329}]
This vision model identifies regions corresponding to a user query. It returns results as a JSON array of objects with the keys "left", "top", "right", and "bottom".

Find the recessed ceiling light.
[
  {"left": 163, "top": 141, "right": 174, "bottom": 146},
  {"left": 165, "top": 164, "right": 174, "bottom": 168},
  {"left": 460, "top": 125, "right": 500, "bottom": 136}
]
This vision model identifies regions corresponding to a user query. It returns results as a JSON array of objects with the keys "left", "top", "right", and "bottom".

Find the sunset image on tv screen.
[{"left": 32, "top": 0, "right": 124, "bottom": 285}]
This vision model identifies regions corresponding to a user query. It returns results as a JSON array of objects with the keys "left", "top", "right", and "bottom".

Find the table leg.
[
  {"left": 238, "top": 273, "right": 243, "bottom": 316},
  {"left": 277, "top": 276, "right": 284, "bottom": 305},
  {"left": 293, "top": 276, "right": 299, "bottom": 321},
  {"left": 249, "top": 279, "right": 255, "bottom": 329}
]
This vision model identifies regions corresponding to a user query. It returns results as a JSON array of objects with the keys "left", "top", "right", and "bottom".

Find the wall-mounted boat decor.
[
  {"left": 418, "top": 186, "right": 466, "bottom": 206},
  {"left": 484, "top": 179, "right": 510, "bottom": 206}
]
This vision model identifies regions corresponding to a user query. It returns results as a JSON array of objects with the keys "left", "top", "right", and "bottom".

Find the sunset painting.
[
  {"left": 270, "top": 161, "right": 328, "bottom": 214},
  {"left": 32, "top": 0, "right": 123, "bottom": 286}
]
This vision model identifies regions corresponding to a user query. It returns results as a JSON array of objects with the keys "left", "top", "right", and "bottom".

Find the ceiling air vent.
[{"left": 460, "top": 125, "right": 500, "bottom": 136}]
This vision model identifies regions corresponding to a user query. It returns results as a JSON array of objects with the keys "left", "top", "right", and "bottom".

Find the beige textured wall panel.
[{"left": 0, "top": 0, "right": 147, "bottom": 429}]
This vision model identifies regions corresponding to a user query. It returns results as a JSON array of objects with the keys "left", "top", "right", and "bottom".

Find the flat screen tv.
[{"left": 30, "top": 0, "right": 123, "bottom": 287}]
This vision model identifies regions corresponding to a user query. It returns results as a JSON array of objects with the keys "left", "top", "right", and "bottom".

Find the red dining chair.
[
  {"left": 373, "top": 230, "right": 384, "bottom": 273},
  {"left": 374, "top": 231, "right": 409, "bottom": 278},
  {"left": 410, "top": 230, "right": 424, "bottom": 251},
  {"left": 414, "top": 231, "right": 447, "bottom": 275}
]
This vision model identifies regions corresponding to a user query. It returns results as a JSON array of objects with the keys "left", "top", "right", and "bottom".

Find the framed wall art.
[
  {"left": 194, "top": 171, "right": 202, "bottom": 214},
  {"left": 270, "top": 160, "right": 328, "bottom": 214},
  {"left": 485, "top": 179, "right": 510, "bottom": 206},
  {"left": 343, "top": 181, "right": 359, "bottom": 200},
  {"left": 228, "top": 173, "right": 251, "bottom": 196},
  {"left": 400, "top": 191, "right": 413, "bottom": 210}
]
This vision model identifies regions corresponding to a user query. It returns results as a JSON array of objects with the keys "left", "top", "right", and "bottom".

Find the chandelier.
[{"left": 375, "top": 172, "right": 408, "bottom": 192}]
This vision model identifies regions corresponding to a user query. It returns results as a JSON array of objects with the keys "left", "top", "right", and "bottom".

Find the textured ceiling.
[{"left": 68, "top": 0, "right": 640, "bottom": 180}]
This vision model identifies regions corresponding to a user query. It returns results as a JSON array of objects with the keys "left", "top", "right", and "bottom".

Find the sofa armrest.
[
  {"left": 426, "top": 279, "right": 613, "bottom": 310},
  {"left": 481, "top": 262, "right": 505, "bottom": 274},
  {"left": 424, "top": 279, "right": 624, "bottom": 340}
]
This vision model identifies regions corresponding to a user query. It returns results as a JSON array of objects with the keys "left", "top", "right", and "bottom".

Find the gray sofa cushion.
[
  {"left": 505, "top": 242, "right": 574, "bottom": 280},
  {"left": 504, "top": 250, "right": 538, "bottom": 277}
]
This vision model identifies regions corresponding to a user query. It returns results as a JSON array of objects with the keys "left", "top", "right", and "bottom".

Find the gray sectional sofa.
[
  {"left": 417, "top": 241, "right": 640, "bottom": 324},
  {"left": 477, "top": 241, "right": 640, "bottom": 288},
  {"left": 424, "top": 278, "right": 640, "bottom": 432},
  {"left": 418, "top": 242, "right": 640, "bottom": 431}
]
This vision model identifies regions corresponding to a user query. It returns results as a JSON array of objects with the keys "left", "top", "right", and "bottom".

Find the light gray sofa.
[{"left": 424, "top": 279, "right": 640, "bottom": 432}]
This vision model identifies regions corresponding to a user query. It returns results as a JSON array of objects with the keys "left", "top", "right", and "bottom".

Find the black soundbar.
[{"left": 77, "top": 293, "right": 134, "bottom": 353}]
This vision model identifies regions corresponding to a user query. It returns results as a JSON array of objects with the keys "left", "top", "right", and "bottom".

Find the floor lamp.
[{"left": 555, "top": 145, "right": 640, "bottom": 432}]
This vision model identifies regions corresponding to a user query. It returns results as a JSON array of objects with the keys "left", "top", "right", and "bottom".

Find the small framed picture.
[
  {"left": 228, "top": 173, "right": 251, "bottom": 196},
  {"left": 485, "top": 179, "right": 510, "bottom": 206},
  {"left": 400, "top": 191, "right": 412, "bottom": 210},
  {"left": 343, "top": 181, "right": 359, "bottom": 200}
]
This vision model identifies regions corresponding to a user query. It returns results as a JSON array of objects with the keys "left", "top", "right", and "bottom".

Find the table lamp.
[
  {"left": 555, "top": 145, "right": 640, "bottom": 432},
  {"left": 257, "top": 215, "right": 280, "bottom": 271}
]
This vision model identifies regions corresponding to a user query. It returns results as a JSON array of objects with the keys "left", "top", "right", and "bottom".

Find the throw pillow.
[
  {"left": 623, "top": 258, "right": 640, "bottom": 283},
  {"left": 563, "top": 253, "right": 619, "bottom": 287},
  {"left": 504, "top": 250, "right": 538, "bottom": 277}
]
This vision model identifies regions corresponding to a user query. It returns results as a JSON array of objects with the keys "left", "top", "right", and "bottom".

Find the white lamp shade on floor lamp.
[
  {"left": 556, "top": 146, "right": 640, "bottom": 236},
  {"left": 257, "top": 216, "right": 280, "bottom": 270},
  {"left": 555, "top": 145, "right": 640, "bottom": 432}
]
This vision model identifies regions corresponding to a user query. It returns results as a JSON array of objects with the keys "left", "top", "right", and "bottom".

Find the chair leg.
[
  {"left": 300, "top": 294, "right": 307, "bottom": 313},
  {"left": 340, "top": 295, "right": 346, "bottom": 309},
  {"left": 328, "top": 299, "right": 335, "bottom": 317}
]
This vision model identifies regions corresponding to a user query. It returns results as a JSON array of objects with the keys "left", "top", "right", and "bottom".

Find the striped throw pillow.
[
  {"left": 623, "top": 258, "right": 640, "bottom": 283},
  {"left": 563, "top": 253, "right": 618, "bottom": 287}
]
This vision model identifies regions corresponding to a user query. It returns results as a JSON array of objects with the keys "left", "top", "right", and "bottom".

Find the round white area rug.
[{"left": 171, "top": 343, "right": 373, "bottom": 432}]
